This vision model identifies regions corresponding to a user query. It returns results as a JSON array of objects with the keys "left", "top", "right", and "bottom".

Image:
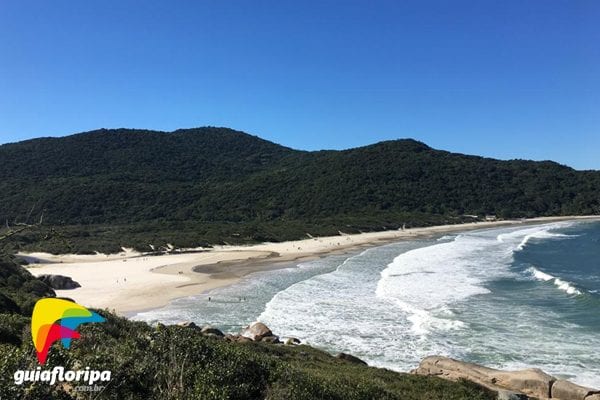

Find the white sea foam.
[
  {"left": 516, "top": 232, "right": 576, "bottom": 251},
  {"left": 138, "top": 220, "right": 600, "bottom": 387},
  {"left": 528, "top": 266, "right": 583, "bottom": 296},
  {"left": 375, "top": 222, "right": 583, "bottom": 336},
  {"left": 496, "top": 221, "right": 577, "bottom": 250},
  {"left": 257, "top": 241, "right": 458, "bottom": 368},
  {"left": 256, "top": 222, "right": 581, "bottom": 365},
  {"left": 258, "top": 222, "right": 599, "bottom": 386},
  {"left": 375, "top": 236, "right": 498, "bottom": 335},
  {"left": 387, "top": 297, "right": 466, "bottom": 335},
  {"left": 529, "top": 266, "right": 554, "bottom": 281},
  {"left": 436, "top": 235, "right": 456, "bottom": 241}
]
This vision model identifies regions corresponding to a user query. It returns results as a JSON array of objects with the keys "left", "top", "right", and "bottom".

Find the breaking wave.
[{"left": 528, "top": 266, "right": 583, "bottom": 296}]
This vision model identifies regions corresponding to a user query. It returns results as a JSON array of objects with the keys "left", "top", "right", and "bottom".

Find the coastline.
[{"left": 22, "top": 215, "right": 599, "bottom": 315}]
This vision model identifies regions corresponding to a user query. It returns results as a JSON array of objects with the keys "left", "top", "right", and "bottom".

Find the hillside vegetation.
[{"left": 1, "top": 127, "right": 598, "bottom": 253}]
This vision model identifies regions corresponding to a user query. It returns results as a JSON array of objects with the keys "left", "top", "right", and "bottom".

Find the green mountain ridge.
[{"left": 1, "top": 127, "right": 599, "bottom": 253}]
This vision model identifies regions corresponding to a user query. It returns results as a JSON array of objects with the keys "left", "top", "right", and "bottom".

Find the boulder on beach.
[
  {"left": 335, "top": 353, "right": 367, "bottom": 365},
  {"left": 412, "top": 356, "right": 600, "bottom": 400},
  {"left": 551, "top": 379, "right": 600, "bottom": 400},
  {"left": 261, "top": 335, "right": 280, "bottom": 344},
  {"left": 38, "top": 274, "right": 81, "bottom": 290},
  {"left": 413, "top": 356, "right": 554, "bottom": 398},
  {"left": 177, "top": 321, "right": 200, "bottom": 330},
  {"left": 240, "top": 322, "right": 272, "bottom": 341},
  {"left": 224, "top": 334, "right": 238, "bottom": 342},
  {"left": 201, "top": 326, "right": 224, "bottom": 337},
  {"left": 492, "top": 368, "right": 555, "bottom": 399}
]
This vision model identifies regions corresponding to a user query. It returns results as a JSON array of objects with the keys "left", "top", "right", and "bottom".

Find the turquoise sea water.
[{"left": 134, "top": 220, "right": 600, "bottom": 387}]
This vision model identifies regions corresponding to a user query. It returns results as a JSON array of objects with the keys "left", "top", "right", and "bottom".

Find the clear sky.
[{"left": 1, "top": 1, "right": 598, "bottom": 169}]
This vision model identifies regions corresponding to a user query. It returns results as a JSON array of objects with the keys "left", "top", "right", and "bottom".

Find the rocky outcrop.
[
  {"left": 336, "top": 353, "right": 367, "bottom": 365},
  {"left": 240, "top": 322, "right": 273, "bottom": 341},
  {"left": 224, "top": 334, "right": 239, "bottom": 342},
  {"left": 493, "top": 368, "right": 555, "bottom": 398},
  {"left": 261, "top": 335, "right": 280, "bottom": 344},
  {"left": 177, "top": 321, "right": 200, "bottom": 330},
  {"left": 412, "top": 356, "right": 600, "bottom": 400},
  {"left": 177, "top": 322, "right": 225, "bottom": 338},
  {"left": 201, "top": 326, "right": 224, "bottom": 337},
  {"left": 38, "top": 274, "right": 81, "bottom": 290},
  {"left": 551, "top": 380, "right": 600, "bottom": 400},
  {"left": 496, "top": 389, "right": 528, "bottom": 400},
  {"left": 176, "top": 321, "right": 283, "bottom": 344}
]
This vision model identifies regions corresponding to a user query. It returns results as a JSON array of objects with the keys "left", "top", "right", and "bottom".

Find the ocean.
[{"left": 133, "top": 219, "right": 600, "bottom": 387}]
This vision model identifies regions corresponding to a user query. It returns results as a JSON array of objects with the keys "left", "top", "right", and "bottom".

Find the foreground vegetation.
[
  {"left": 0, "top": 255, "right": 495, "bottom": 399},
  {"left": 1, "top": 127, "right": 598, "bottom": 253}
]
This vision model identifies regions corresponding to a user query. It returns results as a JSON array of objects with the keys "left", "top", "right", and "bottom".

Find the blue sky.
[{"left": 1, "top": 1, "right": 598, "bottom": 169}]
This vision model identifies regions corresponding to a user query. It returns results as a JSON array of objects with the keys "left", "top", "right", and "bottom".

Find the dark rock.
[
  {"left": 201, "top": 326, "right": 224, "bottom": 337},
  {"left": 224, "top": 334, "right": 239, "bottom": 342},
  {"left": 38, "top": 274, "right": 81, "bottom": 290},
  {"left": 261, "top": 335, "right": 280, "bottom": 344},
  {"left": 336, "top": 353, "right": 367, "bottom": 365},
  {"left": 177, "top": 321, "right": 200, "bottom": 330},
  {"left": 203, "top": 333, "right": 223, "bottom": 339}
]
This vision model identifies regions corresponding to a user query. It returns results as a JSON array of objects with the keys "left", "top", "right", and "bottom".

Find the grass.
[{"left": 0, "top": 311, "right": 496, "bottom": 400}]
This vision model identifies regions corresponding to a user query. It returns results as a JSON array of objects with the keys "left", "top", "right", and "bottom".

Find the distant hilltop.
[{"left": 1, "top": 127, "right": 599, "bottom": 253}]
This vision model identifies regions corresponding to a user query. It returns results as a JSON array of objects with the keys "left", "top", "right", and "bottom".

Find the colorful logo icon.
[{"left": 31, "top": 298, "right": 105, "bottom": 364}]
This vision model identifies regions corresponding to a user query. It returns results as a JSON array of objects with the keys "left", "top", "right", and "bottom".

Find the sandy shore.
[{"left": 22, "top": 216, "right": 599, "bottom": 315}]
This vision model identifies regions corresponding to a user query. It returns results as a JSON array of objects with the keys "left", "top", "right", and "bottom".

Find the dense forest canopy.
[{"left": 1, "top": 127, "right": 598, "bottom": 253}]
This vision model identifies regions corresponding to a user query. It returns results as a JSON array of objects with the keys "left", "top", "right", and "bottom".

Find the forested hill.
[{"left": 1, "top": 127, "right": 599, "bottom": 253}]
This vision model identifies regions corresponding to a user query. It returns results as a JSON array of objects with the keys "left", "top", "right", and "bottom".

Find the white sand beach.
[{"left": 22, "top": 216, "right": 598, "bottom": 314}]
